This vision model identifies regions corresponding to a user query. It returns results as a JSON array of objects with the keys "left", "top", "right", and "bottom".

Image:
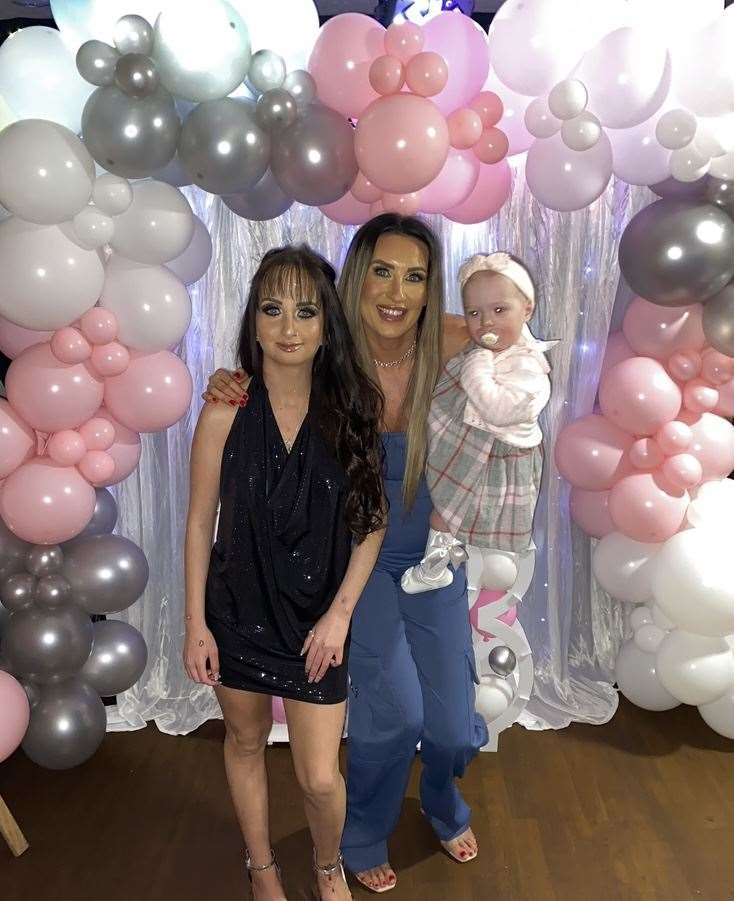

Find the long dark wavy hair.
[{"left": 237, "top": 245, "right": 385, "bottom": 542}]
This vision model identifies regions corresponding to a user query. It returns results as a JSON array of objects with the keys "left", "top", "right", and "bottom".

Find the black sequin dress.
[{"left": 205, "top": 374, "right": 352, "bottom": 704}]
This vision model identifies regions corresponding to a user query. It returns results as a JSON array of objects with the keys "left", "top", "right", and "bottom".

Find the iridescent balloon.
[
  {"left": 81, "top": 619, "right": 147, "bottom": 696},
  {"left": 62, "top": 534, "right": 149, "bottom": 615},
  {"left": 703, "top": 283, "right": 734, "bottom": 357},
  {"left": 179, "top": 98, "right": 270, "bottom": 195},
  {"left": 0, "top": 573, "right": 36, "bottom": 613},
  {"left": 22, "top": 677, "right": 106, "bottom": 770},
  {"left": 2, "top": 604, "right": 93, "bottom": 684},
  {"left": 76, "top": 40, "right": 120, "bottom": 87},
  {"left": 34, "top": 575, "right": 72, "bottom": 610},
  {"left": 26, "top": 545, "right": 63, "bottom": 578},
  {"left": 114, "top": 53, "right": 159, "bottom": 99},
  {"left": 256, "top": 89, "right": 297, "bottom": 133},
  {"left": 76, "top": 488, "right": 118, "bottom": 539},
  {"left": 82, "top": 85, "right": 180, "bottom": 178},
  {"left": 248, "top": 49, "right": 286, "bottom": 94},
  {"left": 488, "top": 645, "right": 517, "bottom": 678},
  {"left": 223, "top": 168, "right": 294, "bottom": 221},
  {"left": 283, "top": 69, "right": 316, "bottom": 108},
  {"left": 113, "top": 15, "right": 154, "bottom": 56}
]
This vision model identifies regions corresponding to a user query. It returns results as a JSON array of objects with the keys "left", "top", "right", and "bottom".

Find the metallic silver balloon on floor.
[
  {"left": 62, "top": 534, "right": 149, "bottom": 615},
  {"left": 81, "top": 619, "right": 148, "bottom": 697}
]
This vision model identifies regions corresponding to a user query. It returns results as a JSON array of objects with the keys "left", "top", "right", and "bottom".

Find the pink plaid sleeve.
[{"left": 459, "top": 347, "right": 549, "bottom": 428}]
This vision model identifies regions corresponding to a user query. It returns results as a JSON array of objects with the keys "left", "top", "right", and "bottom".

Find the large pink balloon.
[
  {"left": 600, "top": 331, "right": 635, "bottom": 379},
  {"left": 0, "top": 457, "right": 95, "bottom": 544},
  {"left": 622, "top": 298, "right": 705, "bottom": 360},
  {"left": 609, "top": 472, "right": 688, "bottom": 543},
  {"left": 104, "top": 351, "right": 193, "bottom": 433},
  {"left": 6, "top": 343, "right": 104, "bottom": 433},
  {"left": 0, "top": 317, "right": 52, "bottom": 359},
  {"left": 679, "top": 410, "right": 734, "bottom": 479},
  {"left": 569, "top": 487, "right": 615, "bottom": 538},
  {"left": 599, "top": 358, "right": 682, "bottom": 437},
  {"left": 320, "top": 192, "right": 372, "bottom": 226},
  {"left": 422, "top": 12, "right": 490, "bottom": 116},
  {"left": 0, "top": 671, "right": 30, "bottom": 764},
  {"left": 555, "top": 413, "right": 634, "bottom": 491},
  {"left": 308, "top": 13, "right": 385, "bottom": 119},
  {"left": 92, "top": 407, "right": 141, "bottom": 487},
  {"left": 355, "top": 94, "right": 450, "bottom": 194},
  {"left": 419, "top": 147, "right": 480, "bottom": 214},
  {"left": 0, "top": 398, "right": 35, "bottom": 479},
  {"left": 444, "top": 160, "right": 512, "bottom": 224},
  {"left": 526, "top": 131, "right": 613, "bottom": 212}
]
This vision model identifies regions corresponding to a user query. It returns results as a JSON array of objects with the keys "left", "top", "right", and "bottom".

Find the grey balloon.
[
  {"left": 0, "top": 517, "right": 30, "bottom": 581},
  {"left": 22, "top": 677, "right": 106, "bottom": 770},
  {"left": 2, "top": 604, "right": 93, "bottom": 684},
  {"left": 26, "top": 545, "right": 63, "bottom": 578},
  {"left": 82, "top": 85, "right": 180, "bottom": 178},
  {"left": 35, "top": 575, "right": 72, "bottom": 610},
  {"left": 223, "top": 167, "right": 294, "bottom": 221},
  {"left": 152, "top": 151, "right": 193, "bottom": 188},
  {"left": 62, "top": 534, "right": 149, "bottom": 615},
  {"left": 0, "top": 573, "right": 36, "bottom": 613},
  {"left": 76, "top": 40, "right": 120, "bottom": 87},
  {"left": 619, "top": 199, "right": 734, "bottom": 306},
  {"left": 21, "top": 680, "right": 40, "bottom": 707},
  {"left": 488, "top": 645, "right": 517, "bottom": 678},
  {"left": 704, "top": 178, "right": 734, "bottom": 214},
  {"left": 703, "top": 282, "right": 734, "bottom": 357},
  {"left": 248, "top": 49, "right": 286, "bottom": 94},
  {"left": 283, "top": 70, "right": 317, "bottom": 108},
  {"left": 651, "top": 175, "right": 710, "bottom": 201},
  {"left": 77, "top": 488, "right": 118, "bottom": 539},
  {"left": 81, "top": 620, "right": 148, "bottom": 697},
  {"left": 256, "top": 89, "right": 297, "bottom": 133},
  {"left": 0, "top": 598, "right": 10, "bottom": 639},
  {"left": 114, "top": 53, "right": 159, "bottom": 99},
  {"left": 179, "top": 98, "right": 270, "bottom": 195},
  {"left": 113, "top": 15, "right": 154, "bottom": 56}
]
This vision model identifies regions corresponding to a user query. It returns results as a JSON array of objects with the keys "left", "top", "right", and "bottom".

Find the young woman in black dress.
[{"left": 184, "top": 246, "right": 385, "bottom": 901}]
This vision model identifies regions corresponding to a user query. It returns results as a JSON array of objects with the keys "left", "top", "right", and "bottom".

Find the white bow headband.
[{"left": 458, "top": 252, "right": 536, "bottom": 308}]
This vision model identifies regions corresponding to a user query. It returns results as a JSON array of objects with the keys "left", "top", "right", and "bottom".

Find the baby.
[{"left": 402, "top": 252, "right": 553, "bottom": 594}]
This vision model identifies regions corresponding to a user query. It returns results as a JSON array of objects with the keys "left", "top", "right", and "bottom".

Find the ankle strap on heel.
[
  {"left": 246, "top": 849, "right": 276, "bottom": 872},
  {"left": 313, "top": 849, "right": 345, "bottom": 879}
]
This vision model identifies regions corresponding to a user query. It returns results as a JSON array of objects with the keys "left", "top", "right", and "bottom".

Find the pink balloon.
[
  {"left": 78, "top": 417, "right": 115, "bottom": 451},
  {"left": 679, "top": 410, "right": 734, "bottom": 479},
  {"left": 526, "top": 131, "right": 613, "bottom": 212},
  {"left": 0, "top": 457, "right": 95, "bottom": 544},
  {"left": 447, "top": 108, "right": 483, "bottom": 150},
  {"left": 92, "top": 407, "right": 141, "bottom": 487},
  {"left": 91, "top": 341, "right": 130, "bottom": 378},
  {"left": 369, "top": 55, "right": 404, "bottom": 95},
  {"left": 469, "top": 91, "right": 504, "bottom": 128},
  {"left": 80, "top": 307, "right": 118, "bottom": 345},
  {"left": 601, "top": 332, "right": 636, "bottom": 379},
  {"left": 6, "top": 343, "right": 104, "bottom": 433},
  {"left": 382, "top": 192, "right": 421, "bottom": 215},
  {"left": 355, "top": 94, "right": 450, "bottom": 194},
  {"left": 629, "top": 437, "right": 664, "bottom": 470},
  {"left": 0, "top": 317, "right": 52, "bottom": 359},
  {"left": 51, "top": 327, "right": 92, "bottom": 365},
  {"left": 555, "top": 413, "right": 634, "bottom": 490},
  {"left": 420, "top": 147, "right": 480, "bottom": 214},
  {"left": 469, "top": 589, "right": 517, "bottom": 641},
  {"left": 714, "top": 377, "right": 734, "bottom": 418},
  {"left": 308, "top": 13, "right": 385, "bottom": 119},
  {"left": 78, "top": 450, "right": 115, "bottom": 486},
  {"left": 609, "top": 472, "right": 689, "bottom": 543},
  {"left": 622, "top": 298, "right": 705, "bottom": 360},
  {"left": 0, "top": 399, "right": 35, "bottom": 479},
  {"left": 483, "top": 69, "right": 533, "bottom": 157},
  {"left": 569, "top": 486, "right": 615, "bottom": 538},
  {"left": 444, "top": 159, "right": 512, "bottom": 224},
  {"left": 0, "top": 671, "right": 30, "bottom": 764},
  {"left": 350, "top": 172, "right": 382, "bottom": 204},
  {"left": 701, "top": 349, "right": 734, "bottom": 386},
  {"left": 599, "top": 358, "right": 682, "bottom": 437},
  {"left": 319, "top": 192, "right": 372, "bottom": 226},
  {"left": 667, "top": 350, "right": 703, "bottom": 382},
  {"left": 662, "top": 453, "right": 703, "bottom": 491},
  {"left": 271, "top": 695, "right": 287, "bottom": 725},
  {"left": 47, "top": 430, "right": 86, "bottom": 466},
  {"left": 405, "top": 51, "right": 448, "bottom": 98},
  {"left": 104, "top": 351, "right": 193, "bottom": 433},
  {"left": 384, "top": 21, "right": 424, "bottom": 63},
  {"left": 683, "top": 379, "right": 719, "bottom": 414},
  {"left": 656, "top": 421, "right": 692, "bottom": 455},
  {"left": 473, "top": 126, "right": 509, "bottom": 164},
  {"left": 422, "top": 12, "right": 490, "bottom": 116}
]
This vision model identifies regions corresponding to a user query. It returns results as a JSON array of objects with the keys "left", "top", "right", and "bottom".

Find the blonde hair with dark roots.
[{"left": 337, "top": 214, "right": 444, "bottom": 509}]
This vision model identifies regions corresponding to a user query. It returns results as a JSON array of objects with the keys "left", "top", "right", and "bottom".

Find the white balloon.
[
  {"left": 669, "top": 145, "right": 711, "bottom": 182},
  {"left": 687, "top": 479, "right": 734, "bottom": 530},
  {"left": 72, "top": 207, "right": 114, "bottom": 250},
  {"left": 634, "top": 623, "right": 666, "bottom": 655},
  {"left": 673, "top": 9, "right": 734, "bottom": 118},
  {"left": 614, "top": 640, "right": 679, "bottom": 712},
  {"left": 630, "top": 605, "right": 654, "bottom": 631},
  {"left": 698, "top": 685, "right": 734, "bottom": 739},
  {"left": 479, "top": 549, "right": 518, "bottom": 593},
  {"left": 653, "top": 529, "right": 734, "bottom": 637},
  {"left": 165, "top": 216, "right": 213, "bottom": 286},
  {"left": 548, "top": 79, "right": 588, "bottom": 121},
  {"left": 475, "top": 676, "right": 514, "bottom": 724},
  {"left": 561, "top": 112, "right": 602, "bottom": 151},
  {"left": 651, "top": 605, "right": 676, "bottom": 631},
  {"left": 655, "top": 109, "right": 697, "bottom": 150},
  {"left": 608, "top": 115, "right": 672, "bottom": 186},
  {"left": 656, "top": 629, "right": 734, "bottom": 705},
  {"left": 626, "top": 0, "right": 724, "bottom": 47},
  {"left": 50, "top": 1, "right": 178, "bottom": 53},
  {"left": 524, "top": 98, "right": 562, "bottom": 140},
  {"left": 231, "top": 0, "right": 319, "bottom": 72},
  {"left": 0, "top": 26, "right": 93, "bottom": 134},
  {"left": 526, "top": 130, "right": 613, "bottom": 213},
  {"left": 110, "top": 180, "right": 194, "bottom": 265},
  {"left": 0, "top": 121, "right": 94, "bottom": 226},
  {"left": 696, "top": 114, "right": 734, "bottom": 159},
  {"left": 0, "top": 218, "right": 104, "bottom": 330},
  {"left": 100, "top": 256, "right": 191, "bottom": 352},
  {"left": 92, "top": 174, "right": 132, "bottom": 216},
  {"left": 592, "top": 532, "right": 661, "bottom": 603},
  {"left": 710, "top": 148, "right": 734, "bottom": 180},
  {"left": 483, "top": 69, "right": 533, "bottom": 157}
]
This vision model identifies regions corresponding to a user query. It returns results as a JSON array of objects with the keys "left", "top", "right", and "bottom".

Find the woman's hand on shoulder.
[
  {"left": 202, "top": 368, "right": 250, "bottom": 405},
  {"left": 442, "top": 313, "right": 471, "bottom": 363}
]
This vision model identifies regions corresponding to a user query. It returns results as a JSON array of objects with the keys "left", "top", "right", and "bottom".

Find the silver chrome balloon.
[
  {"left": 113, "top": 15, "right": 154, "bottom": 56},
  {"left": 256, "top": 89, "right": 298, "bottom": 133},
  {"left": 2, "top": 604, "right": 93, "bottom": 684},
  {"left": 247, "top": 49, "right": 286, "bottom": 95},
  {"left": 34, "top": 574, "right": 72, "bottom": 610},
  {"left": 0, "top": 573, "right": 36, "bottom": 613},
  {"left": 26, "top": 545, "right": 63, "bottom": 578},
  {"left": 62, "top": 534, "right": 149, "bottom": 615},
  {"left": 283, "top": 70, "right": 317, "bottom": 108},
  {"left": 0, "top": 517, "right": 31, "bottom": 581},
  {"left": 114, "top": 53, "right": 159, "bottom": 99},
  {"left": 81, "top": 619, "right": 148, "bottom": 697},
  {"left": 223, "top": 168, "right": 294, "bottom": 222},
  {"left": 76, "top": 40, "right": 120, "bottom": 87},
  {"left": 76, "top": 488, "right": 119, "bottom": 539},
  {"left": 488, "top": 645, "right": 517, "bottom": 678},
  {"left": 703, "top": 282, "right": 734, "bottom": 357}
]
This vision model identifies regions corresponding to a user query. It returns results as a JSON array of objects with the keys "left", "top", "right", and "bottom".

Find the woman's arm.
[
  {"left": 442, "top": 312, "right": 471, "bottom": 364},
  {"left": 203, "top": 367, "right": 250, "bottom": 405}
]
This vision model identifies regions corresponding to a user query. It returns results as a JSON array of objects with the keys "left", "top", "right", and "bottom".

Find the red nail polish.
[
  {"left": 229, "top": 400, "right": 236, "bottom": 406},
  {"left": 234, "top": 372, "right": 243, "bottom": 381},
  {"left": 460, "top": 851, "right": 467, "bottom": 859},
  {"left": 389, "top": 876, "right": 395, "bottom": 883}
]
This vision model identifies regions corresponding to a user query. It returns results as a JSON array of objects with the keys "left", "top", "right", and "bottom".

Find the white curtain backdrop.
[{"left": 107, "top": 164, "right": 651, "bottom": 736}]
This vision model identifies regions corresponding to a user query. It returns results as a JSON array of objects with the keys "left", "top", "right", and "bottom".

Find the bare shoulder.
[
  {"left": 194, "top": 397, "right": 239, "bottom": 445},
  {"left": 441, "top": 313, "right": 471, "bottom": 363}
]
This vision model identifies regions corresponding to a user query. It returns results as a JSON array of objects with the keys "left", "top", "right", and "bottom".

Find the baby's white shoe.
[{"left": 401, "top": 529, "right": 468, "bottom": 594}]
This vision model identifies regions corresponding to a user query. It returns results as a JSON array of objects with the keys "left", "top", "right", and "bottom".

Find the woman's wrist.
[
  {"left": 184, "top": 612, "right": 207, "bottom": 630},
  {"left": 330, "top": 595, "right": 354, "bottom": 620}
]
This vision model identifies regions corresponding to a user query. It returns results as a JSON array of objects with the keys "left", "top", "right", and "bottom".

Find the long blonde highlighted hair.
[{"left": 337, "top": 214, "right": 445, "bottom": 508}]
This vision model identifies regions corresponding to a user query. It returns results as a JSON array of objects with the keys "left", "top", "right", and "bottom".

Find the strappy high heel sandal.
[
  {"left": 246, "top": 849, "right": 283, "bottom": 898},
  {"left": 312, "top": 849, "right": 353, "bottom": 900}
]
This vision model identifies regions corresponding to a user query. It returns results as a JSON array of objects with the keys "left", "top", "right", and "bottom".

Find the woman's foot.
[
  {"left": 353, "top": 864, "right": 396, "bottom": 894},
  {"left": 246, "top": 850, "right": 287, "bottom": 900},
  {"left": 313, "top": 850, "right": 353, "bottom": 900},
  {"left": 440, "top": 827, "right": 478, "bottom": 863}
]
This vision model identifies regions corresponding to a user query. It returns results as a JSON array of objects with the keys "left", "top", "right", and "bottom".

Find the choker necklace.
[{"left": 373, "top": 340, "right": 417, "bottom": 369}]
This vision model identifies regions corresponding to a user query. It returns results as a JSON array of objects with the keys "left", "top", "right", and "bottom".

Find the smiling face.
[
  {"left": 462, "top": 270, "right": 533, "bottom": 354},
  {"left": 255, "top": 266, "right": 324, "bottom": 367},
  {"left": 359, "top": 233, "right": 429, "bottom": 343}
]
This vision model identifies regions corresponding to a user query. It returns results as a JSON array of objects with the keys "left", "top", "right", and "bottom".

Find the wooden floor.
[{"left": 1, "top": 697, "right": 732, "bottom": 901}]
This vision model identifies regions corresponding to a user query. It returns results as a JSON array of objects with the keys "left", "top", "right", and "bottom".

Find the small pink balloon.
[
  {"left": 470, "top": 91, "right": 504, "bottom": 128},
  {"left": 656, "top": 421, "right": 692, "bottom": 455},
  {"left": 629, "top": 437, "right": 664, "bottom": 470},
  {"left": 447, "top": 108, "right": 483, "bottom": 149},
  {"left": 679, "top": 410, "right": 734, "bottom": 479},
  {"left": 0, "top": 457, "right": 95, "bottom": 544},
  {"left": 369, "top": 54, "right": 405, "bottom": 95},
  {"left": 382, "top": 192, "right": 421, "bottom": 215},
  {"left": 350, "top": 172, "right": 383, "bottom": 204},
  {"left": 569, "top": 487, "right": 615, "bottom": 538},
  {"left": 599, "top": 358, "right": 682, "bottom": 437},
  {"left": 609, "top": 472, "right": 689, "bottom": 543},
  {"left": 714, "top": 377, "right": 734, "bottom": 418},
  {"left": 0, "top": 317, "right": 52, "bottom": 360},
  {"left": 667, "top": 350, "right": 703, "bottom": 382},
  {"left": 80, "top": 307, "right": 119, "bottom": 345},
  {"left": 662, "top": 453, "right": 703, "bottom": 491},
  {"left": 51, "top": 327, "right": 92, "bottom": 365},
  {"left": 384, "top": 21, "right": 424, "bottom": 63},
  {"left": 78, "top": 417, "right": 115, "bottom": 451},
  {"left": 555, "top": 413, "right": 634, "bottom": 491},
  {"left": 91, "top": 341, "right": 131, "bottom": 377},
  {"left": 104, "top": 351, "right": 193, "bottom": 433},
  {"left": 92, "top": 407, "right": 141, "bottom": 487},
  {"left": 405, "top": 51, "right": 448, "bottom": 98},
  {"left": 444, "top": 159, "right": 512, "bottom": 224},
  {"left": 622, "top": 298, "right": 705, "bottom": 360},
  {"left": 700, "top": 349, "right": 734, "bottom": 386},
  {"left": 473, "top": 127, "right": 509, "bottom": 165},
  {"left": 271, "top": 695, "right": 287, "bottom": 724},
  {"left": 683, "top": 379, "right": 719, "bottom": 414},
  {"left": 78, "top": 450, "right": 115, "bottom": 486},
  {"left": 319, "top": 192, "right": 372, "bottom": 226},
  {"left": 0, "top": 399, "right": 35, "bottom": 479},
  {"left": 422, "top": 12, "right": 490, "bottom": 117},
  {"left": 47, "top": 430, "right": 87, "bottom": 466},
  {"left": 420, "top": 147, "right": 480, "bottom": 214},
  {"left": 600, "top": 332, "right": 635, "bottom": 380},
  {"left": 0, "top": 671, "right": 30, "bottom": 764}
]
